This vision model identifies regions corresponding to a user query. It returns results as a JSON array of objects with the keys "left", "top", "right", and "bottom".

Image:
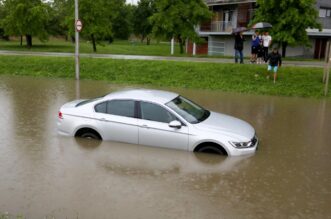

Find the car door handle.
[
  {"left": 100, "top": 118, "right": 107, "bottom": 121},
  {"left": 142, "top": 124, "right": 149, "bottom": 128}
]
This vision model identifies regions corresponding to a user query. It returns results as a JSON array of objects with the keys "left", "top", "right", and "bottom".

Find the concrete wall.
[
  {"left": 208, "top": 35, "right": 316, "bottom": 58},
  {"left": 317, "top": 0, "right": 331, "bottom": 29}
]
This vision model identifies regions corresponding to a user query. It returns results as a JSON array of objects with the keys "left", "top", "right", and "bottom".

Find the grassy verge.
[
  {"left": 0, "top": 55, "right": 328, "bottom": 98},
  {"left": 0, "top": 38, "right": 185, "bottom": 56},
  {"left": 0, "top": 39, "right": 323, "bottom": 62}
]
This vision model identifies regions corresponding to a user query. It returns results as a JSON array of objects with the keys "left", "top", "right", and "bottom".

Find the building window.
[{"left": 319, "top": 8, "right": 331, "bottom": 18}]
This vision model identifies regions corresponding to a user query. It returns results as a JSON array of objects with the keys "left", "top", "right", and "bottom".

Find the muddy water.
[{"left": 0, "top": 75, "right": 330, "bottom": 219}]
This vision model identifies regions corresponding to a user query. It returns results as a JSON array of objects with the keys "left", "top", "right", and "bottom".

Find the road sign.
[{"left": 76, "top": 19, "right": 83, "bottom": 32}]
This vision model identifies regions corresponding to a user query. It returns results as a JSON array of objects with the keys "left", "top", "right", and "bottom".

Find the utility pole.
[
  {"left": 75, "top": 0, "right": 80, "bottom": 80},
  {"left": 324, "top": 40, "right": 331, "bottom": 96}
]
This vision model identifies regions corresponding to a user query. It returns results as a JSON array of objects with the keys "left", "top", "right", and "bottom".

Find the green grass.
[
  {"left": 0, "top": 55, "right": 328, "bottom": 98},
  {"left": 0, "top": 38, "right": 187, "bottom": 56}
]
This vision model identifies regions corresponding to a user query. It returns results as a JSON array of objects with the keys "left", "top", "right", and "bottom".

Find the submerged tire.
[
  {"left": 80, "top": 132, "right": 100, "bottom": 140},
  {"left": 75, "top": 128, "right": 102, "bottom": 140},
  {"left": 196, "top": 145, "right": 226, "bottom": 155}
]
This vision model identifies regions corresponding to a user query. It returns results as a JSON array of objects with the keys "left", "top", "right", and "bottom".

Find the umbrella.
[
  {"left": 251, "top": 22, "right": 272, "bottom": 29},
  {"left": 232, "top": 27, "right": 247, "bottom": 34}
]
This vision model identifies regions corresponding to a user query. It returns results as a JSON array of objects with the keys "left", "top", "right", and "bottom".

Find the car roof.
[{"left": 104, "top": 89, "right": 179, "bottom": 104}]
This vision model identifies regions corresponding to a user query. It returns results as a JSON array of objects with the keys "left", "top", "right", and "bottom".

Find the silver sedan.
[{"left": 57, "top": 89, "right": 258, "bottom": 156}]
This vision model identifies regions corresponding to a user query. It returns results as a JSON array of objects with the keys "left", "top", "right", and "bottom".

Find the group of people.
[
  {"left": 234, "top": 30, "right": 282, "bottom": 83},
  {"left": 250, "top": 31, "right": 272, "bottom": 64}
]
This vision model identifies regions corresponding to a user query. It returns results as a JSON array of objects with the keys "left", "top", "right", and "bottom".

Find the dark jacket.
[
  {"left": 234, "top": 34, "right": 245, "bottom": 51},
  {"left": 266, "top": 52, "right": 282, "bottom": 66}
]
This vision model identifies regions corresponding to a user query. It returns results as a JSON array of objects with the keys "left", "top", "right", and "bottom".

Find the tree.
[
  {"left": 112, "top": 4, "right": 134, "bottom": 40},
  {"left": 65, "top": 0, "right": 126, "bottom": 52},
  {"left": 252, "top": 0, "right": 321, "bottom": 57},
  {"left": 1, "top": 0, "right": 50, "bottom": 48},
  {"left": 0, "top": 1, "right": 9, "bottom": 40},
  {"left": 150, "top": 0, "right": 212, "bottom": 53},
  {"left": 133, "top": 0, "right": 155, "bottom": 44},
  {"left": 47, "top": 0, "right": 72, "bottom": 38}
]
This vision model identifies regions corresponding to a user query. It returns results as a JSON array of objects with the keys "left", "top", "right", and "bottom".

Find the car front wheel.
[{"left": 196, "top": 145, "right": 227, "bottom": 155}]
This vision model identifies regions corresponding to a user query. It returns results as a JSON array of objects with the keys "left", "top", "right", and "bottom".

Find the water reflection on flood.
[{"left": 0, "top": 75, "right": 330, "bottom": 219}]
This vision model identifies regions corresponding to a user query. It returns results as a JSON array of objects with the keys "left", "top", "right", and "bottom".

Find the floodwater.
[{"left": 0, "top": 75, "right": 330, "bottom": 219}]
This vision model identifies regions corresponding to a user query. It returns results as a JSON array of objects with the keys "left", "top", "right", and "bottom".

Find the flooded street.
[{"left": 0, "top": 75, "right": 330, "bottom": 218}]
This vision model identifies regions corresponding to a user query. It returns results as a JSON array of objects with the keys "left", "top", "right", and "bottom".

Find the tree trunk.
[
  {"left": 146, "top": 37, "right": 150, "bottom": 45},
  {"left": 281, "top": 42, "right": 287, "bottom": 58},
  {"left": 20, "top": 35, "right": 23, "bottom": 46},
  {"left": 71, "top": 36, "right": 75, "bottom": 43},
  {"left": 141, "top": 35, "right": 145, "bottom": 43},
  {"left": 178, "top": 36, "right": 184, "bottom": 54},
  {"left": 91, "top": 34, "right": 97, "bottom": 52},
  {"left": 26, "top": 34, "right": 32, "bottom": 48}
]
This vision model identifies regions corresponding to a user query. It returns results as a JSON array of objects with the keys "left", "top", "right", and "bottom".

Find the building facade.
[{"left": 191, "top": 0, "right": 331, "bottom": 59}]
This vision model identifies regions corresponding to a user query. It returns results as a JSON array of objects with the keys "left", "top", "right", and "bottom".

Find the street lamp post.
[{"left": 75, "top": 0, "right": 79, "bottom": 80}]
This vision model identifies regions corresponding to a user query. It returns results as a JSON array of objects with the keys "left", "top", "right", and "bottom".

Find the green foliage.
[
  {"left": 47, "top": 0, "right": 72, "bottom": 36},
  {"left": 0, "top": 55, "right": 327, "bottom": 98},
  {"left": 150, "top": 0, "right": 212, "bottom": 53},
  {"left": 112, "top": 4, "right": 134, "bottom": 40},
  {"left": 64, "top": 0, "right": 129, "bottom": 51},
  {"left": 133, "top": 0, "right": 156, "bottom": 43},
  {"left": 252, "top": 0, "right": 321, "bottom": 48},
  {"left": 1, "top": 0, "right": 50, "bottom": 43}
]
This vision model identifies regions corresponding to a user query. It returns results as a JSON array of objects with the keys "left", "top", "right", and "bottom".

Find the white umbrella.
[
  {"left": 232, "top": 27, "right": 248, "bottom": 34},
  {"left": 251, "top": 22, "right": 272, "bottom": 29}
]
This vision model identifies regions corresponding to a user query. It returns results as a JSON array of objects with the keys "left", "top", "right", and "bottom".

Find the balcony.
[
  {"left": 206, "top": 0, "right": 257, "bottom": 6},
  {"left": 199, "top": 8, "right": 255, "bottom": 33},
  {"left": 200, "top": 21, "right": 235, "bottom": 32}
]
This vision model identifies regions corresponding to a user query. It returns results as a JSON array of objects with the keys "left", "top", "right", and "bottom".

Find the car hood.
[{"left": 195, "top": 111, "right": 255, "bottom": 141}]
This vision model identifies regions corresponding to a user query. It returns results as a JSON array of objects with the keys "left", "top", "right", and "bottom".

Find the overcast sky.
[{"left": 126, "top": 0, "right": 138, "bottom": 5}]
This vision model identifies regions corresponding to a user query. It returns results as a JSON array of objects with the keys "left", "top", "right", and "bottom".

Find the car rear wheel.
[
  {"left": 81, "top": 132, "right": 100, "bottom": 139},
  {"left": 75, "top": 128, "right": 102, "bottom": 140}
]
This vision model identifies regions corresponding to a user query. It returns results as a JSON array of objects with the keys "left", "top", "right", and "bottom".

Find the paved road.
[{"left": 0, "top": 50, "right": 324, "bottom": 68}]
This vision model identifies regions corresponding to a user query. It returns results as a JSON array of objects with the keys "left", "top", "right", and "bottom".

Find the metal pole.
[
  {"left": 324, "top": 40, "right": 331, "bottom": 96},
  {"left": 75, "top": 0, "right": 80, "bottom": 80},
  {"left": 323, "top": 41, "right": 330, "bottom": 83}
]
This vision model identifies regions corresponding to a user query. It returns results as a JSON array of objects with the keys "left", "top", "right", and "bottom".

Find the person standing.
[
  {"left": 234, "top": 32, "right": 245, "bottom": 64},
  {"left": 250, "top": 31, "right": 261, "bottom": 63},
  {"left": 262, "top": 32, "right": 272, "bottom": 62},
  {"left": 265, "top": 48, "right": 282, "bottom": 83}
]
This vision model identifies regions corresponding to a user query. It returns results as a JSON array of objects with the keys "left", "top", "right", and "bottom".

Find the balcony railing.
[
  {"left": 205, "top": 0, "right": 257, "bottom": 5},
  {"left": 199, "top": 8, "right": 255, "bottom": 33},
  {"left": 212, "top": 21, "right": 235, "bottom": 32}
]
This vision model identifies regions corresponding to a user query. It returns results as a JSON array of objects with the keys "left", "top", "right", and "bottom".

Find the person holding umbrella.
[{"left": 251, "top": 22, "right": 273, "bottom": 62}]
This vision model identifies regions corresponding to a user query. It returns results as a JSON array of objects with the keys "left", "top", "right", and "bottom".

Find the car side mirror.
[{"left": 169, "top": 120, "right": 182, "bottom": 129}]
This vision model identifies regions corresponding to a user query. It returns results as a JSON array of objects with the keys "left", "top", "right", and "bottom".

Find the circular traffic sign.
[{"left": 76, "top": 19, "right": 83, "bottom": 32}]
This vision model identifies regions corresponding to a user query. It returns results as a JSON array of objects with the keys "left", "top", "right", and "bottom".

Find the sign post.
[
  {"left": 324, "top": 40, "right": 331, "bottom": 96},
  {"left": 75, "top": 0, "right": 80, "bottom": 80}
]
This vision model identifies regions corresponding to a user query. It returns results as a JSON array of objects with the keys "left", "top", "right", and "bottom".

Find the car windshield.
[{"left": 166, "top": 96, "right": 210, "bottom": 124}]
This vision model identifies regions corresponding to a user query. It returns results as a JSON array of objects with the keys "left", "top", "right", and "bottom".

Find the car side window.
[
  {"left": 140, "top": 102, "right": 177, "bottom": 123},
  {"left": 95, "top": 102, "right": 107, "bottom": 113},
  {"left": 107, "top": 100, "right": 135, "bottom": 118}
]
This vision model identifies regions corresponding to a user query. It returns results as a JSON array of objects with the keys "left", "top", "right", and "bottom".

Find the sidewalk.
[{"left": 0, "top": 50, "right": 323, "bottom": 68}]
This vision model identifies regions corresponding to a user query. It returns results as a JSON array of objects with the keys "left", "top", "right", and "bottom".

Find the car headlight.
[{"left": 230, "top": 137, "right": 257, "bottom": 149}]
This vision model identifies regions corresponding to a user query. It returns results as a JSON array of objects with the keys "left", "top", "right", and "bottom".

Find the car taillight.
[{"left": 58, "top": 111, "right": 63, "bottom": 119}]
